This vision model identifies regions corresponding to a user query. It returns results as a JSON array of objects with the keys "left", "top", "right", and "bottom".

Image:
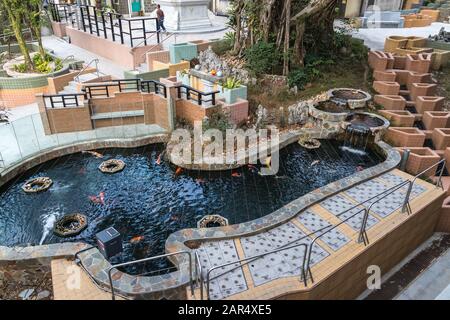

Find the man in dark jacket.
[{"left": 156, "top": 4, "right": 166, "bottom": 32}]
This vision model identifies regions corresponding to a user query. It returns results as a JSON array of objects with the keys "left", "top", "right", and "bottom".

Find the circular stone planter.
[
  {"left": 53, "top": 213, "right": 88, "bottom": 238},
  {"left": 298, "top": 138, "right": 321, "bottom": 150},
  {"left": 22, "top": 177, "right": 53, "bottom": 193},
  {"left": 342, "top": 112, "right": 390, "bottom": 136},
  {"left": 99, "top": 159, "right": 126, "bottom": 174},
  {"left": 328, "top": 88, "right": 372, "bottom": 110},
  {"left": 309, "top": 100, "right": 350, "bottom": 123},
  {"left": 197, "top": 215, "right": 229, "bottom": 229}
]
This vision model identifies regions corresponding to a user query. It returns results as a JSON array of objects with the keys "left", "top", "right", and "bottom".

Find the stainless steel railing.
[
  {"left": 74, "top": 58, "right": 100, "bottom": 82},
  {"left": 107, "top": 250, "right": 194, "bottom": 300},
  {"left": 199, "top": 160, "right": 447, "bottom": 299}
]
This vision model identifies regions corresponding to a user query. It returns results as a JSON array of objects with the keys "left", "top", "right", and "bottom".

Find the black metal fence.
[
  {"left": 176, "top": 85, "right": 219, "bottom": 106},
  {"left": 43, "top": 93, "right": 86, "bottom": 109},
  {"left": 47, "top": 2, "right": 160, "bottom": 47},
  {"left": 82, "top": 79, "right": 167, "bottom": 99}
]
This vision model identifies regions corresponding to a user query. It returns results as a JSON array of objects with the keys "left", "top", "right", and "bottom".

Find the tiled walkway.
[{"left": 195, "top": 169, "right": 431, "bottom": 300}]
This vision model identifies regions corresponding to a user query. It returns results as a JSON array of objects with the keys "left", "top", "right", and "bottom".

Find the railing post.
[
  {"left": 80, "top": 7, "right": 86, "bottom": 32},
  {"left": 212, "top": 93, "right": 216, "bottom": 106},
  {"left": 143, "top": 19, "right": 147, "bottom": 46},
  {"left": 93, "top": 7, "right": 100, "bottom": 36},
  {"left": 129, "top": 20, "right": 133, "bottom": 47},
  {"left": 118, "top": 18, "right": 124, "bottom": 44},
  {"left": 156, "top": 19, "right": 160, "bottom": 43},
  {"left": 402, "top": 181, "right": 413, "bottom": 214},
  {"left": 198, "top": 93, "right": 202, "bottom": 106},
  {"left": 109, "top": 13, "right": 115, "bottom": 42},
  {"left": 101, "top": 12, "right": 107, "bottom": 39}
]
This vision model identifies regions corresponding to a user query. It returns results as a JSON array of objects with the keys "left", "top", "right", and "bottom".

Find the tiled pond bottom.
[
  {"left": 196, "top": 171, "right": 428, "bottom": 300},
  {"left": 0, "top": 140, "right": 384, "bottom": 272}
]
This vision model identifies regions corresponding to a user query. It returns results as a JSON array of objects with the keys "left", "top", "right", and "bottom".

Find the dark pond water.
[{"left": 0, "top": 140, "right": 384, "bottom": 273}]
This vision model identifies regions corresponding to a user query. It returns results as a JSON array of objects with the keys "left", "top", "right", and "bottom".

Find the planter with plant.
[
  {"left": 176, "top": 69, "right": 191, "bottom": 86},
  {"left": 218, "top": 77, "right": 247, "bottom": 104}
]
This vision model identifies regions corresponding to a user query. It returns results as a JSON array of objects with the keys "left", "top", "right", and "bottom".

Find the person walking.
[{"left": 156, "top": 5, "right": 167, "bottom": 33}]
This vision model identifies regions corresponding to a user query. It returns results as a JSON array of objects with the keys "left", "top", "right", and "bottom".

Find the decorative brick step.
[
  {"left": 379, "top": 110, "right": 415, "bottom": 127},
  {"left": 410, "top": 83, "right": 437, "bottom": 101},
  {"left": 373, "top": 81, "right": 401, "bottom": 95},
  {"left": 415, "top": 96, "right": 445, "bottom": 114},
  {"left": 432, "top": 128, "right": 450, "bottom": 150},
  {"left": 422, "top": 111, "right": 450, "bottom": 130},
  {"left": 385, "top": 127, "right": 426, "bottom": 147},
  {"left": 396, "top": 147, "right": 440, "bottom": 177},
  {"left": 374, "top": 95, "right": 406, "bottom": 110}
]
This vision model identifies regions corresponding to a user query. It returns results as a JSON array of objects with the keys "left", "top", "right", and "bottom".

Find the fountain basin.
[
  {"left": 309, "top": 100, "right": 350, "bottom": 123},
  {"left": 328, "top": 88, "right": 372, "bottom": 110},
  {"left": 342, "top": 112, "right": 390, "bottom": 136}
]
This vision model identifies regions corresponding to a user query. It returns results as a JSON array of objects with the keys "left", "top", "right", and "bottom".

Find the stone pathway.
[
  {"left": 195, "top": 169, "right": 430, "bottom": 300},
  {"left": 51, "top": 258, "right": 121, "bottom": 300}
]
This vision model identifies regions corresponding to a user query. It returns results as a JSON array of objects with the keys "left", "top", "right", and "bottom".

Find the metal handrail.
[
  {"left": 74, "top": 58, "right": 100, "bottom": 82},
  {"left": 107, "top": 250, "right": 194, "bottom": 300},
  {"left": 139, "top": 32, "right": 175, "bottom": 60},
  {"left": 402, "top": 158, "right": 446, "bottom": 213},
  {"left": 204, "top": 242, "right": 308, "bottom": 300},
  {"left": 358, "top": 180, "right": 411, "bottom": 244},
  {"left": 60, "top": 55, "right": 76, "bottom": 66},
  {"left": 195, "top": 251, "right": 204, "bottom": 299}
]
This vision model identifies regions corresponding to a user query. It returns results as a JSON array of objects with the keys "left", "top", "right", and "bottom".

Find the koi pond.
[{"left": 0, "top": 140, "right": 384, "bottom": 272}]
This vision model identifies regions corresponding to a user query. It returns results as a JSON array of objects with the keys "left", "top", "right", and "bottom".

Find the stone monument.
[{"left": 155, "top": 0, "right": 215, "bottom": 31}]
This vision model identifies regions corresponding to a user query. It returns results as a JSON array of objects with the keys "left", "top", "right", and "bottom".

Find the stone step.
[{"left": 91, "top": 110, "right": 145, "bottom": 120}]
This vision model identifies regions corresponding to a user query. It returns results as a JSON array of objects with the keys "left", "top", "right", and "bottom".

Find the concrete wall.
[
  {"left": 66, "top": 27, "right": 162, "bottom": 69},
  {"left": 362, "top": 0, "right": 403, "bottom": 12}
]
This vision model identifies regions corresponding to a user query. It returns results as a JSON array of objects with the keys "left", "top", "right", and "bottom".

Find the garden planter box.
[
  {"left": 374, "top": 70, "right": 397, "bottom": 82},
  {"left": 409, "top": 83, "right": 437, "bottom": 101},
  {"left": 176, "top": 72, "right": 191, "bottom": 86},
  {"left": 436, "top": 195, "right": 450, "bottom": 232},
  {"left": 218, "top": 85, "right": 248, "bottom": 105},
  {"left": 432, "top": 128, "right": 450, "bottom": 150},
  {"left": 385, "top": 127, "right": 426, "bottom": 147},
  {"left": 422, "top": 111, "right": 450, "bottom": 130},
  {"left": 431, "top": 49, "right": 450, "bottom": 70},
  {"left": 379, "top": 110, "right": 415, "bottom": 127},
  {"left": 415, "top": 96, "right": 445, "bottom": 113},
  {"left": 374, "top": 95, "right": 406, "bottom": 110},
  {"left": 368, "top": 51, "right": 395, "bottom": 71},
  {"left": 373, "top": 81, "right": 400, "bottom": 95},
  {"left": 405, "top": 54, "right": 432, "bottom": 74},
  {"left": 398, "top": 147, "right": 440, "bottom": 177},
  {"left": 169, "top": 43, "right": 198, "bottom": 64}
]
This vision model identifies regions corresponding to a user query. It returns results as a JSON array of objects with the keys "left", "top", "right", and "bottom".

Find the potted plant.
[
  {"left": 176, "top": 69, "right": 190, "bottom": 86},
  {"left": 218, "top": 77, "right": 247, "bottom": 104}
]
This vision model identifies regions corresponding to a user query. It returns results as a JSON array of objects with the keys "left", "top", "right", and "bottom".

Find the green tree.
[
  {"left": 27, "top": 0, "right": 46, "bottom": 59},
  {"left": 0, "top": 0, "right": 33, "bottom": 70}
]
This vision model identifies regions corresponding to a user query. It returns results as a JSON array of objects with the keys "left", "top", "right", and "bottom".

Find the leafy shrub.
[
  {"left": 287, "top": 55, "right": 334, "bottom": 89},
  {"left": 244, "top": 42, "right": 281, "bottom": 75},
  {"left": 211, "top": 39, "right": 233, "bottom": 56},
  {"left": 13, "top": 63, "right": 28, "bottom": 73},
  {"left": 221, "top": 77, "right": 241, "bottom": 90},
  {"left": 202, "top": 110, "right": 233, "bottom": 133}
]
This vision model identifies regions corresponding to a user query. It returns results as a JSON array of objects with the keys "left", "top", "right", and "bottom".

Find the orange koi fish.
[
  {"left": 156, "top": 153, "right": 162, "bottom": 165},
  {"left": 231, "top": 172, "right": 242, "bottom": 177},
  {"left": 195, "top": 178, "right": 206, "bottom": 183},
  {"left": 356, "top": 166, "right": 364, "bottom": 172},
  {"left": 130, "top": 235, "right": 145, "bottom": 244},
  {"left": 175, "top": 167, "right": 183, "bottom": 176},
  {"left": 82, "top": 150, "right": 104, "bottom": 158},
  {"left": 89, "top": 192, "right": 105, "bottom": 205}
]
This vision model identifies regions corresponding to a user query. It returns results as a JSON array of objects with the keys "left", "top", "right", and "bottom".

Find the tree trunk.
[
  {"left": 293, "top": 22, "right": 305, "bottom": 67},
  {"left": 2, "top": 1, "right": 33, "bottom": 70},
  {"left": 283, "top": 0, "right": 291, "bottom": 75}
]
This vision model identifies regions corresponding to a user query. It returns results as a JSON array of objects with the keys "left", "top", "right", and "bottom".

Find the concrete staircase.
[{"left": 59, "top": 72, "right": 101, "bottom": 94}]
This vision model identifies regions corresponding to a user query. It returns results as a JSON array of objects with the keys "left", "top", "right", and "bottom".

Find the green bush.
[
  {"left": 211, "top": 39, "right": 233, "bottom": 56},
  {"left": 13, "top": 63, "right": 28, "bottom": 73},
  {"left": 288, "top": 55, "right": 334, "bottom": 89},
  {"left": 244, "top": 42, "right": 281, "bottom": 75}
]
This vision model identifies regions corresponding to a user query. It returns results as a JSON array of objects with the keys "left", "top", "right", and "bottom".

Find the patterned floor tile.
[
  {"left": 240, "top": 222, "right": 329, "bottom": 286},
  {"left": 344, "top": 180, "right": 388, "bottom": 203},
  {"left": 197, "top": 240, "right": 247, "bottom": 300},
  {"left": 297, "top": 210, "right": 350, "bottom": 251},
  {"left": 378, "top": 172, "right": 407, "bottom": 186},
  {"left": 320, "top": 194, "right": 379, "bottom": 231}
]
